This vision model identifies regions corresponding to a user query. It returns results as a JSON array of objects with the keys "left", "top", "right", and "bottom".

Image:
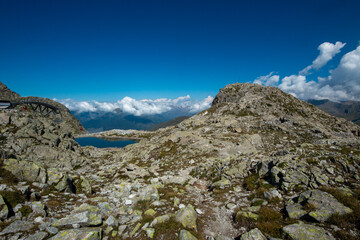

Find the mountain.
[
  {"left": 1, "top": 82, "right": 360, "bottom": 240},
  {"left": 148, "top": 116, "right": 190, "bottom": 131},
  {"left": 0, "top": 81, "right": 84, "bottom": 134},
  {"left": 0, "top": 82, "right": 20, "bottom": 100},
  {"left": 309, "top": 99, "right": 360, "bottom": 126},
  {"left": 72, "top": 108, "right": 193, "bottom": 132}
]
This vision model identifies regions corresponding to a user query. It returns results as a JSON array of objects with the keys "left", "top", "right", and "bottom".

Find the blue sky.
[{"left": 1, "top": 0, "right": 360, "bottom": 109}]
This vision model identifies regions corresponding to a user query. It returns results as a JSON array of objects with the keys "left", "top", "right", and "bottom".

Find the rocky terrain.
[{"left": 1, "top": 82, "right": 360, "bottom": 240}]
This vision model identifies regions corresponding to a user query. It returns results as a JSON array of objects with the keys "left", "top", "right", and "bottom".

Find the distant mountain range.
[
  {"left": 72, "top": 108, "right": 193, "bottom": 132},
  {"left": 74, "top": 98, "right": 360, "bottom": 132},
  {"left": 308, "top": 99, "right": 360, "bottom": 126}
]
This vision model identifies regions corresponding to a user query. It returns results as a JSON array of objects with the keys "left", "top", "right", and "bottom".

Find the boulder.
[
  {"left": 80, "top": 176, "right": 92, "bottom": 194},
  {"left": 52, "top": 211, "right": 102, "bottom": 227},
  {"left": 282, "top": 223, "right": 335, "bottom": 240},
  {"left": 179, "top": 229, "right": 198, "bottom": 240},
  {"left": 0, "top": 194, "right": 10, "bottom": 220},
  {"left": 150, "top": 214, "right": 171, "bottom": 226},
  {"left": 31, "top": 201, "right": 47, "bottom": 217},
  {"left": 48, "top": 228, "right": 102, "bottom": 240},
  {"left": 0, "top": 220, "right": 34, "bottom": 236},
  {"left": 24, "top": 231, "right": 48, "bottom": 240},
  {"left": 175, "top": 204, "right": 197, "bottom": 229},
  {"left": 285, "top": 203, "right": 307, "bottom": 220},
  {"left": 240, "top": 228, "right": 267, "bottom": 240},
  {"left": 286, "top": 189, "right": 352, "bottom": 222},
  {"left": 138, "top": 184, "right": 160, "bottom": 201},
  {"left": 211, "top": 178, "right": 231, "bottom": 189},
  {"left": 4, "top": 158, "right": 46, "bottom": 183}
]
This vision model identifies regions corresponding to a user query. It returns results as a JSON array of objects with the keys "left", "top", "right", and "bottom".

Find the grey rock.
[
  {"left": 240, "top": 228, "right": 267, "bottom": 240},
  {"left": 301, "top": 190, "right": 352, "bottom": 222},
  {"left": 286, "top": 203, "right": 307, "bottom": 220},
  {"left": 264, "top": 189, "right": 282, "bottom": 200},
  {"left": 3, "top": 158, "right": 47, "bottom": 184},
  {"left": 175, "top": 204, "right": 197, "bottom": 229},
  {"left": 24, "top": 231, "right": 48, "bottom": 240},
  {"left": 179, "top": 229, "right": 198, "bottom": 240},
  {"left": 51, "top": 211, "right": 102, "bottom": 227},
  {"left": 283, "top": 223, "right": 335, "bottom": 240},
  {"left": 48, "top": 228, "right": 102, "bottom": 240},
  {"left": 46, "top": 226, "right": 59, "bottom": 234},
  {"left": 211, "top": 178, "right": 231, "bottom": 189},
  {"left": 106, "top": 215, "right": 118, "bottom": 227},
  {"left": 138, "top": 184, "right": 160, "bottom": 201},
  {"left": 31, "top": 201, "right": 47, "bottom": 216},
  {"left": 0, "top": 220, "right": 34, "bottom": 236},
  {"left": 0, "top": 194, "right": 10, "bottom": 220}
]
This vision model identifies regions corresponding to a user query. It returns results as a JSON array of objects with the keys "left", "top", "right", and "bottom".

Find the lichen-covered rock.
[
  {"left": 179, "top": 229, "right": 198, "bottom": 240},
  {"left": 47, "top": 168, "right": 64, "bottom": 185},
  {"left": 211, "top": 178, "right": 231, "bottom": 189},
  {"left": 80, "top": 176, "right": 92, "bottom": 194},
  {"left": 144, "top": 209, "right": 156, "bottom": 216},
  {"left": 175, "top": 204, "right": 197, "bottom": 229},
  {"left": 282, "top": 223, "right": 335, "bottom": 240},
  {"left": 286, "top": 189, "right": 352, "bottom": 222},
  {"left": 55, "top": 175, "right": 75, "bottom": 193},
  {"left": 240, "top": 228, "right": 266, "bottom": 240},
  {"left": 3, "top": 158, "right": 46, "bottom": 183},
  {"left": 24, "top": 231, "right": 48, "bottom": 240},
  {"left": 150, "top": 214, "right": 171, "bottom": 226},
  {"left": 0, "top": 194, "right": 10, "bottom": 220},
  {"left": 51, "top": 211, "right": 102, "bottom": 227},
  {"left": 286, "top": 203, "right": 307, "bottom": 220},
  {"left": 31, "top": 201, "right": 47, "bottom": 217},
  {"left": 0, "top": 220, "right": 34, "bottom": 236},
  {"left": 138, "top": 184, "right": 159, "bottom": 201},
  {"left": 48, "top": 228, "right": 102, "bottom": 240},
  {"left": 236, "top": 211, "right": 259, "bottom": 221}
]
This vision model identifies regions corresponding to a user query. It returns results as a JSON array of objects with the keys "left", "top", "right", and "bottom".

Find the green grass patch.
[
  {"left": 244, "top": 173, "right": 260, "bottom": 191},
  {"left": 0, "top": 190, "right": 25, "bottom": 208},
  {"left": 19, "top": 205, "right": 32, "bottom": 217}
]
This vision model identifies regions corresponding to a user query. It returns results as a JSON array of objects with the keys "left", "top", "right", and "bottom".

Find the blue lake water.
[{"left": 75, "top": 137, "right": 137, "bottom": 148}]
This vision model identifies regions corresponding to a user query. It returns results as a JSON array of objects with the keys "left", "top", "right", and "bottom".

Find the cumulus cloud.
[
  {"left": 254, "top": 72, "right": 280, "bottom": 86},
  {"left": 57, "top": 95, "right": 214, "bottom": 116},
  {"left": 254, "top": 41, "right": 360, "bottom": 102},
  {"left": 300, "top": 41, "right": 346, "bottom": 75}
]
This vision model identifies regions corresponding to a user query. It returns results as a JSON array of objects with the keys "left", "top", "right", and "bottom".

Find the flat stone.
[
  {"left": 179, "top": 229, "right": 198, "bottom": 240},
  {"left": 0, "top": 220, "right": 34, "bottom": 236},
  {"left": 283, "top": 223, "right": 335, "bottom": 240},
  {"left": 48, "top": 228, "right": 102, "bottom": 240},
  {"left": 175, "top": 204, "right": 197, "bottom": 229},
  {"left": 240, "top": 228, "right": 266, "bottom": 240},
  {"left": 0, "top": 194, "right": 10, "bottom": 220},
  {"left": 286, "top": 203, "right": 307, "bottom": 219},
  {"left": 52, "top": 211, "right": 102, "bottom": 227},
  {"left": 24, "top": 231, "right": 48, "bottom": 240},
  {"left": 211, "top": 178, "right": 231, "bottom": 189}
]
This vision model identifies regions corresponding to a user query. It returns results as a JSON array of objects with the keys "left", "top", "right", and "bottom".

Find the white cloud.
[
  {"left": 254, "top": 42, "right": 360, "bottom": 102},
  {"left": 254, "top": 72, "right": 280, "bottom": 86},
  {"left": 57, "top": 95, "right": 214, "bottom": 116},
  {"left": 189, "top": 96, "right": 214, "bottom": 113},
  {"left": 300, "top": 41, "right": 346, "bottom": 75}
]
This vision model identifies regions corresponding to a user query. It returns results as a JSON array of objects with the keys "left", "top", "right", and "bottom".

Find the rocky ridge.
[{"left": 0, "top": 82, "right": 360, "bottom": 240}]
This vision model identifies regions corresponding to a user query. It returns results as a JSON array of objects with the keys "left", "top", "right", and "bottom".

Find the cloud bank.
[
  {"left": 57, "top": 95, "right": 214, "bottom": 116},
  {"left": 254, "top": 41, "right": 360, "bottom": 101}
]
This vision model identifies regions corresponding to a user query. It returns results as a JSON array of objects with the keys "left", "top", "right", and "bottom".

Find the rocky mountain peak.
[
  {"left": 209, "top": 83, "right": 360, "bottom": 139},
  {"left": 0, "top": 81, "right": 20, "bottom": 100}
]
